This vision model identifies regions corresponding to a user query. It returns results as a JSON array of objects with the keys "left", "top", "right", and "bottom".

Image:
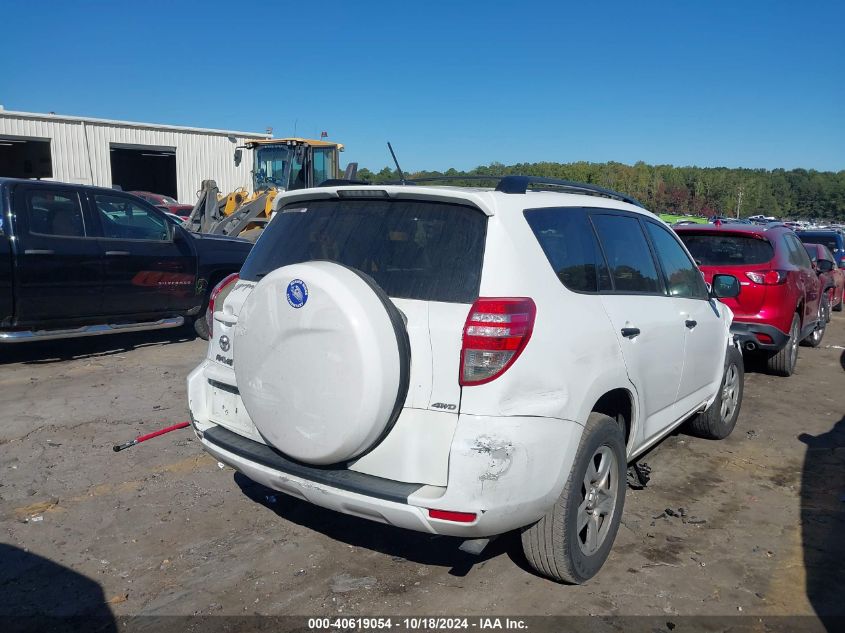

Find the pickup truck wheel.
[
  {"left": 520, "top": 412, "right": 625, "bottom": 584},
  {"left": 766, "top": 314, "right": 800, "bottom": 377},
  {"left": 685, "top": 345, "right": 743, "bottom": 440},
  {"left": 193, "top": 312, "right": 210, "bottom": 340}
]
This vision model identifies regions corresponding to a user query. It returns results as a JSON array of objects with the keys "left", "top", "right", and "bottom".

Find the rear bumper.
[
  {"left": 730, "top": 320, "right": 789, "bottom": 352},
  {"left": 189, "top": 362, "right": 583, "bottom": 537}
]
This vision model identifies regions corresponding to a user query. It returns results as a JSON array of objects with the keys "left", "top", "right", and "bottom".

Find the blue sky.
[{"left": 1, "top": 0, "right": 843, "bottom": 172}]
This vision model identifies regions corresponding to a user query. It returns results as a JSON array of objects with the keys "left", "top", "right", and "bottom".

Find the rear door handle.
[
  {"left": 621, "top": 327, "right": 640, "bottom": 339},
  {"left": 24, "top": 249, "right": 54, "bottom": 255},
  {"left": 105, "top": 250, "right": 131, "bottom": 256},
  {"left": 685, "top": 319, "right": 698, "bottom": 329}
]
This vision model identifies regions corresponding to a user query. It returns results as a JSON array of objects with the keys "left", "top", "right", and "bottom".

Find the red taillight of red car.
[
  {"left": 745, "top": 270, "right": 787, "bottom": 285},
  {"left": 460, "top": 297, "right": 536, "bottom": 386},
  {"left": 206, "top": 273, "right": 240, "bottom": 335}
]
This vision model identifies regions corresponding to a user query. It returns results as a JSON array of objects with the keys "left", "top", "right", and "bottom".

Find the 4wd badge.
[{"left": 286, "top": 279, "right": 308, "bottom": 308}]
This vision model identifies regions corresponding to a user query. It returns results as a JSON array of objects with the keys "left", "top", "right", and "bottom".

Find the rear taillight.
[
  {"left": 460, "top": 297, "right": 536, "bottom": 386},
  {"left": 745, "top": 270, "right": 787, "bottom": 285},
  {"left": 206, "top": 273, "right": 240, "bottom": 335}
]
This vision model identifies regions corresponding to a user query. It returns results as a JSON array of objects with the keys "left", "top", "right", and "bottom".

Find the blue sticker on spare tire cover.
[{"left": 286, "top": 279, "right": 308, "bottom": 308}]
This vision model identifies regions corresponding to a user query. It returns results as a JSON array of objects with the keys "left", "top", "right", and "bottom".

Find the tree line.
[{"left": 357, "top": 161, "right": 845, "bottom": 220}]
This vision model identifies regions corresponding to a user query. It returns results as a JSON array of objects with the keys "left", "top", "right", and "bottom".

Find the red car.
[
  {"left": 804, "top": 242, "right": 844, "bottom": 314},
  {"left": 129, "top": 191, "right": 193, "bottom": 220},
  {"left": 675, "top": 223, "right": 825, "bottom": 376}
]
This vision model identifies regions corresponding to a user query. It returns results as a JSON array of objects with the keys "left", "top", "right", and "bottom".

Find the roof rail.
[
  {"left": 494, "top": 176, "right": 644, "bottom": 207},
  {"left": 384, "top": 176, "right": 504, "bottom": 186},
  {"left": 381, "top": 174, "right": 644, "bottom": 207}
]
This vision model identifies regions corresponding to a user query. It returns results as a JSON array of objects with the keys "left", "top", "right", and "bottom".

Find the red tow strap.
[{"left": 113, "top": 421, "right": 190, "bottom": 452}]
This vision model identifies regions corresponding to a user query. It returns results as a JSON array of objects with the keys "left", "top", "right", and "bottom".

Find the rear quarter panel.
[{"left": 459, "top": 205, "right": 634, "bottom": 436}]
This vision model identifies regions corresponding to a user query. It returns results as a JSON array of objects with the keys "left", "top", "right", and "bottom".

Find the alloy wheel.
[
  {"left": 720, "top": 362, "right": 740, "bottom": 423},
  {"left": 577, "top": 446, "right": 619, "bottom": 556},
  {"left": 789, "top": 319, "right": 799, "bottom": 369}
]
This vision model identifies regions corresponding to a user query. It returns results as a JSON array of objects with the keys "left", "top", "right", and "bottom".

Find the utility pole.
[{"left": 736, "top": 185, "right": 743, "bottom": 219}]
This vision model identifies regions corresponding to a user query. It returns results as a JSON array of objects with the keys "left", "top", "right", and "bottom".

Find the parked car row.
[
  {"left": 129, "top": 190, "right": 194, "bottom": 221},
  {"left": 673, "top": 223, "right": 841, "bottom": 376},
  {"left": 0, "top": 178, "right": 252, "bottom": 342}
]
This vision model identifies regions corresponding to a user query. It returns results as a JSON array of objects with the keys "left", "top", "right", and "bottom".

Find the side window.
[
  {"left": 793, "top": 235, "right": 813, "bottom": 268},
  {"left": 591, "top": 213, "right": 661, "bottom": 293},
  {"left": 288, "top": 153, "right": 306, "bottom": 190},
  {"left": 26, "top": 190, "right": 86, "bottom": 237},
  {"left": 523, "top": 208, "right": 611, "bottom": 293},
  {"left": 645, "top": 221, "right": 710, "bottom": 300},
  {"left": 94, "top": 194, "right": 170, "bottom": 241},
  {"left": 819, "top": 246, "right": 835, "bottom": 265},
  {"left": 311, "top": 148, "right": 337, "bottom": 186},
  {"left": 782, "top": 235, "right": 799, "bottom": 266},
  {"left": 784, "top": 234, "right": 812, "bottom": 268}
]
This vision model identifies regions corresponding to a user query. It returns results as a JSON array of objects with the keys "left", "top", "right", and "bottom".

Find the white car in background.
[{"left": 187, "top": 176, "right": 744, "bottom": 583}]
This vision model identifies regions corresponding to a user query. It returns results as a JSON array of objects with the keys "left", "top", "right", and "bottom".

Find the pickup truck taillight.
[
  {"left": 206, "top": 273, "right": 240, "bottom": 335},
  {"left": 745, "top": 270, "right": 787, "bottom": 285},
  {"left": 460, "top": 297, "right": 536, "bottom": 386}
]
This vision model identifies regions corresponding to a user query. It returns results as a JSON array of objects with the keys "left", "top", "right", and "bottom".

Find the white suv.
[{"left": 187, "top": 177, "right": 744, "bottom": 583}]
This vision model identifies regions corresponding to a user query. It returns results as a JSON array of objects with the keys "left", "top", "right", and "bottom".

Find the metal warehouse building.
[{"left": 0, "top": 109, "right": 271, "bottom": 203}]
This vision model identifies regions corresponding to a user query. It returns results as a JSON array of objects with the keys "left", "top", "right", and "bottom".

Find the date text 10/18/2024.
[{"left": 308, "top": 617, "right": 529, "bottom": 630}]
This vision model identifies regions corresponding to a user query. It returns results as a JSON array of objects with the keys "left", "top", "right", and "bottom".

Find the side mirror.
[
  {"left": 816, "top": 260, "right": 834, "bottom": 273},
  {"left": 234, "top": 148, "right": 242, "bottom": 167},
  {"left": 711, "top": 274, "right": 740, "bottom": 299},
  {"left": 172, "top": 225, "right": 187, "bottom": 243}
]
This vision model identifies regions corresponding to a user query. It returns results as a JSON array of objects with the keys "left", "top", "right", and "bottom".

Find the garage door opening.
[
  {"left": 0, "top": 137, "right": 53, "bottom": 179},
  {"left": 110, "top": 144, "right": 177, "bottom": 199}
]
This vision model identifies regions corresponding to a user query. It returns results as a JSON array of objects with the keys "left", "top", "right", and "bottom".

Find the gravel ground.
[{"left": 1, "top": 316, "right": 843, "bottom": 624}]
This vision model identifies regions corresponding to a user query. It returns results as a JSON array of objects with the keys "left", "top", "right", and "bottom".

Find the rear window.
[
  {"left": 240, "top": 198, "right": 487, "bottom": 303},
  {"left": 678, "top": 233, "right": 774, "bottom": 266},
  {"left": 799, "top": 234, "right": 842, "bottom": 254}
]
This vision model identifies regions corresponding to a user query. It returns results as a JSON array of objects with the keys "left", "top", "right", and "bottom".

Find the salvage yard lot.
[{"left": 1, "top": 320, "right": 843, "bottom": 619}]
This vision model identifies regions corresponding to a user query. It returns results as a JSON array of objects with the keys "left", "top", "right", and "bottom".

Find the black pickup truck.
[{"left": 0, "top": 178, "right": 252, "bottom": 342}]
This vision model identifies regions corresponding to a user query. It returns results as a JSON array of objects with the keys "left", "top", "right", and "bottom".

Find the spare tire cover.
[{"left": 233, "top": 261, "right": 409, "bottom": 465}]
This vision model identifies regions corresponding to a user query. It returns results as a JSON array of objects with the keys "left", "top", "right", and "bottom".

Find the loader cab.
[{"left": 246, "top": 138, "right": 343, "bottom": 193}]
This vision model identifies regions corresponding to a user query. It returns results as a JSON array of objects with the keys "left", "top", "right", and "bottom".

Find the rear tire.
[
  {"left": 686, "top": 345, "right": 743, "bottom": 439},
  {"left": 766, "top": 313, "right": 800, "bottom": 377},
  {"left": 520, "top": 413, "right": 625, "bottom": 584},
  {"left": 193, "top": 312, "right": 210, "bottom": 340}
]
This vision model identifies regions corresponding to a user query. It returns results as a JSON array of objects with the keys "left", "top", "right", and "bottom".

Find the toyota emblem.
[{"left": 218, "top": 335, "right": 230, "bottom": 352}]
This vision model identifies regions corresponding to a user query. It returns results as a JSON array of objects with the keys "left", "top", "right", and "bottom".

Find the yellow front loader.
[{"left": 185, "top": 137, "right": 358, "bottom": 240}]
